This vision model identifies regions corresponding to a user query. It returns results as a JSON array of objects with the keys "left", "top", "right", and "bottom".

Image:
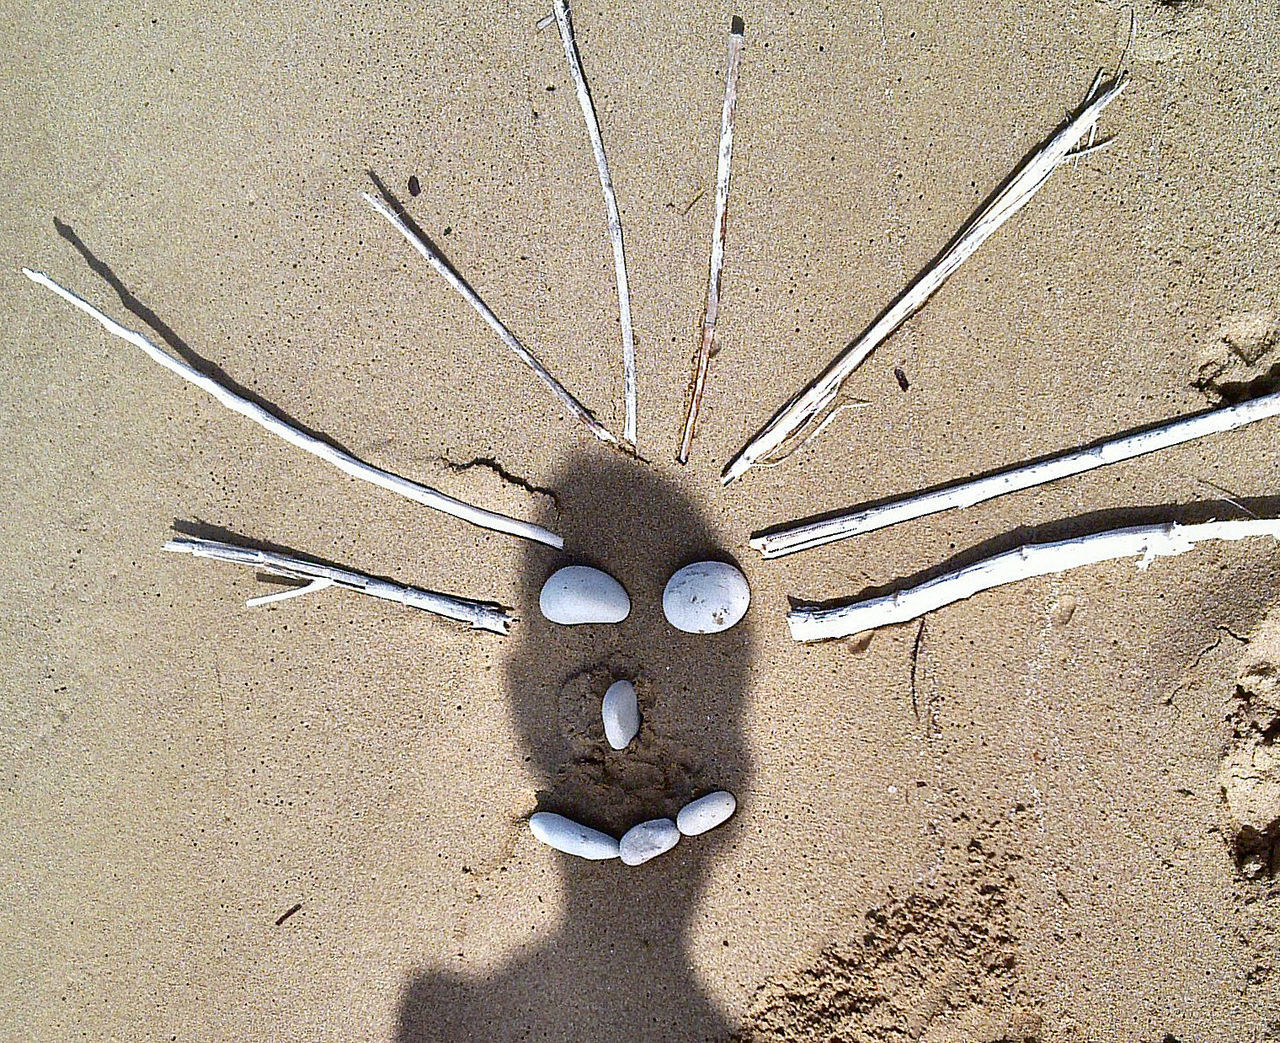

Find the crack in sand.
[{"left": 437, "top": 454, "right": 561, "bottom": 507}]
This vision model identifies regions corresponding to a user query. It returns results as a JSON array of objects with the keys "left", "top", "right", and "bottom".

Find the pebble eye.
[
  {"left": 662, "top": 561, "right": 750, "bottom": 634},
  {"left": 539, "top": 565, "right": 630, "bottom": 624}
]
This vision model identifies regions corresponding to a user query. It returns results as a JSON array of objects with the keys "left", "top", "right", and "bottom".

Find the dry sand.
[{"left": 3, "top": 0, "right": 1279, "bottom": 1039}]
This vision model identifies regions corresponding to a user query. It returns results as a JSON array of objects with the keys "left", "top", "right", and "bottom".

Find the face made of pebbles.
[{"left": 507, "top": 454, "right": 751, "bottom": 866}]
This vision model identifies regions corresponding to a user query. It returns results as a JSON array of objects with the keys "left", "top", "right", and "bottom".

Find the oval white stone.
[
  {"left": 676, "top": 791, "right": 736, "bottom": 836},
  {"left": 601, "top": 680, "right": 640, "bottom": 750},
  {"left": 529, "top": 812, "right": 620, "bottom": 860},
  {"left": 619, "top": 818, "right": 681, "bottom": 866},
  {"left": 539, "top": 566, "right": 630, "bottom": 625},
  {"left": 662, "top": 561, "right": 750, "bottom": 634}
]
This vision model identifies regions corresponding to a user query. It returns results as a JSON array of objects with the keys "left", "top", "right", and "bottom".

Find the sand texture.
[{"left": 3, "top": 0, "right": 1280, "bottom": 1039}]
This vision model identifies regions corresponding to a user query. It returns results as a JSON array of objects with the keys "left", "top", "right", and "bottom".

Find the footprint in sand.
[
  {"left": 1194, "top": 309, "right": 1280, "bottom": 404},
  {"left": 1221, "top": 606, "right": 1280, "bottom": 879}
]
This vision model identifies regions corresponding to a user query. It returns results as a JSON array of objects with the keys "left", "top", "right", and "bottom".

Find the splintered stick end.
[{"left": 725, "top": 66, "right": 1127, "bottom": 483}]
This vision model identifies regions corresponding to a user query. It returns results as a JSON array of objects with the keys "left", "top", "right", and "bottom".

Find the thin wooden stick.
[
  {"left": 549, "top": 0, "right": 637, "bottom": 447},
  {"left": 164, "top": 537, "right": 513, "bottom": 633},
  {"left": 677, "top": 17, "right": 745, "bottom": 465},
  {"left": 754, "top": 389, "right": 1280, "bottom": 558},
  {"left": 23, "top": 267, "right": 563, "bottom": 549},
  {"left": 721, "top": 72, "right": 1129, "bottom": 485},
  {"left": 788, "top": 519, "right": 1280, "bottom": 642},
  {"left": 359, "top": 192, "right": 617, "bottom": 448}
]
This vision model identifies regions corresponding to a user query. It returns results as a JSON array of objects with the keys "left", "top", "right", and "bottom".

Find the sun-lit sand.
[{"left": 3, "top": 1, "right": 1278, "bottom": 1039}]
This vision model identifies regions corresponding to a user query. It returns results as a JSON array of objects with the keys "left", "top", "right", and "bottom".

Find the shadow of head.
[
  {"left": 507, "top": 451, "right": 753, "bottom": 873},
  {"left": 394, "top": 457, "right": 752, "bottom": 1041}
]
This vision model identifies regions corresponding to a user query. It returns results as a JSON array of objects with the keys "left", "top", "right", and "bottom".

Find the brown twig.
[
  {"left": 909, "top": 617, "right": 926, "bottom": 721},
  {"left": 275, "top": 903, "right": 302, "bottom": 926},
  {"left": 677, "top": 17, "right": 745, "bottom": 464}
]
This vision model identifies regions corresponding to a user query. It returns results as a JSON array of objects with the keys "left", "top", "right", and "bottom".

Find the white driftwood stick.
[
  {"left": 164, "top": 537, "right": 514, "bottom": 633},
  {"left": 678, "top": 17, "right": 745, "bottom": 465},
  {"left": 23, "top": 267, "right": 563, "bottom": 549},
  {"left": 359, "top": 192, "right": 617, "bottom": 448},
  {"left": 721, "top": 73, "right": 1129, "bottom": 485},
  {"left": 788, "top": 519, "right": 1280, "bottom": 642},
  {"left": 550, "top": 0, "right": 637, "bottom": 447},
  {"left": 754, "top": 389, "right": 1280, "bottom": 558}
]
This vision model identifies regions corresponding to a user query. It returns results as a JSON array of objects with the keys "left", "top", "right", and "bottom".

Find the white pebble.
[
  {"left": 601, "top": 680, "right": 640, "bottom": 750},
  {"left": 676, "top": 791, "right": 736, "bottom": 836},
  {"left": 662, "top": 561, "right": 750, "bottom": 634},
  {"left": 539, "top": 566, "right": 630, "bottom": 625},
  {"left": 528, "top": 812, "right": 620, "bottom": 860},
  {"left": 619, "top": 818, "right": 681, "bottom": 866}
]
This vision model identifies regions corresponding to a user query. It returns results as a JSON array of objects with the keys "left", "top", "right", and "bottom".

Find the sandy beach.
[{"left": 3, "top": 0, "right": 1279, "bottom": 1038}]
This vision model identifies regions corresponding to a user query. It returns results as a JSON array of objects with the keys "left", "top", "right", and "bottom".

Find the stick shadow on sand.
[
  {"left": 396, "top": 454, "right": 753, "bottom": 1042},
  {"left": 50, "top": 218, "right": 365, "bottom": 457}
]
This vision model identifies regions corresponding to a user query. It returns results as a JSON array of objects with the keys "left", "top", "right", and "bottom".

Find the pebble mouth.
[{"left": 529, "top": 790, "right": 737, "bottom": 865}]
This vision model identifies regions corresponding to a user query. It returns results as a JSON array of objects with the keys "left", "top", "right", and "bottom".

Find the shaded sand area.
[{"left": 3, "top": 0, "right": 1279, "bottom": 1039}]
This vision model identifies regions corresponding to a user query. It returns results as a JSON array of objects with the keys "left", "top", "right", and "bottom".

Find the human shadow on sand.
[{"left": 396, "top": 453, "right": 752, "bottom": 1042}]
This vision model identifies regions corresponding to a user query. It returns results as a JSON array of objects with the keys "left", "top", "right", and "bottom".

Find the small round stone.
[
  {"left": 601, "top": 679, "right": 640, "bottom": 750},
  {"left": 539, "top": 565, "right": 630, "bottom": 625},
  {"left": 528, "top": 812, "right": 620, "bottom": 860},
  {"left": 662, "top": 561, "right": 750, "bottom": 634},
  {"left": 619, "top": 818, "right": 681, "bottom": 866},
  {"left": 676, "top": 791, "right": 736, "bottom": 836}
]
